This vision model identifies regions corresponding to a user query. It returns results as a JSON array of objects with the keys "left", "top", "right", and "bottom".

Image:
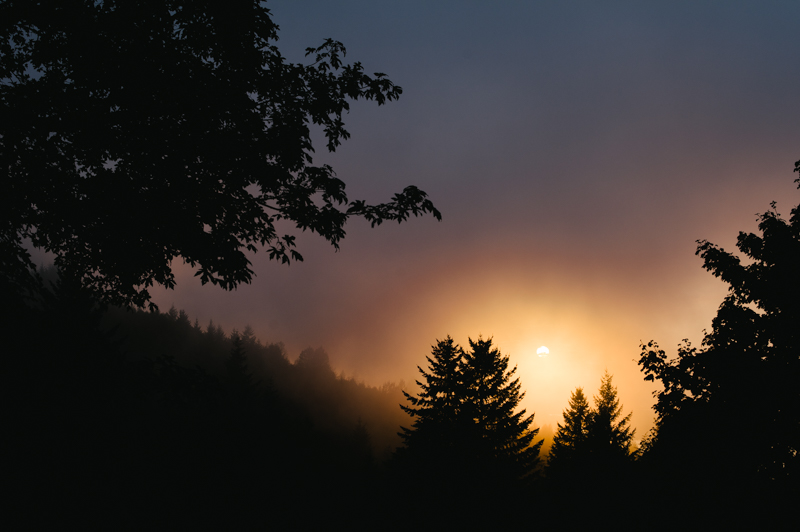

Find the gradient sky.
[{"left": 142, "top": 1, "right": 799, "bottom": 436}]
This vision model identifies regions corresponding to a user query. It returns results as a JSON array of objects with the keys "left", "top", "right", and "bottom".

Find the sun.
[{"left": 536, "top": 345, "right": 550, "bottom": 357}]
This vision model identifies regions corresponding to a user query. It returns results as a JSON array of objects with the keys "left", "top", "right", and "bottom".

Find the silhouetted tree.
[
  {"left": 399, "top": 337, "right": 541, "bottom": 487},
  {"left": 585, "top": 371, "right": 634, "bottom": 460},
  {"left": 346, "top": 418, "right": 374, "bottom": 473},
  {"left": 546, "top": 374, "right": 632, "bottom": 487},
  {"left": 396, "top": 337, "right": 540, "bottom": 526},
  {"left": 205, "top": 319, "right": 227, "bottom": 349},
  {"left": 399, "top": 336, "right": 465, "bottom": 457},
  {"left": 225, "top": 332, "right": 255, "bottom": 393},
  {"left": 546, "top": 387, "right": 590, "bottom": 475},
  {"left": 241, "top": 325, "right": 259, "bottom": 348},
  {"left": 295, "top": 346, "right": 334, "bottom": 376},
  {"left": 460, "top": 337, "right": 541, "bottom": 480},
  {"left": 1, "top": 1, "right": 440, "bottom": 308},
  {"left": 639, "top": 159, "right": 800, "bottom": 483}
]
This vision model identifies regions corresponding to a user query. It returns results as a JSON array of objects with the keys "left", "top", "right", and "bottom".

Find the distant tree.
[
  {"left": 546, "top": 387, "right": 591, "bottom": 475},
  {"left": 0, "top": 1, "right": 440, "bottom": 308},
  {"left": 241, "top": 325, "right": 259, "bottom": 348},
  {"left": 639, "top": 159, "right": 800, "bottom": 482},
  {"left": 295, "top": 347, "right": 334, "bottom": 376},
  {"left": 205, "top": 319, "right": 227, "bottom": 345},
  {"left": 177, "top": 309, "right": 191, "bottom": 327},
  {"left": 225, "top": 332, "right": 254, "bottom": 392},
  {"left": 347, "top": 418, "right": 374, "bottom": 473}
]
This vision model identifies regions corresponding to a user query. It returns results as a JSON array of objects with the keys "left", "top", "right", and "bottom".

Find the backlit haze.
[{"left": 144, "top": 1, "right": 799, "bottom": 437}]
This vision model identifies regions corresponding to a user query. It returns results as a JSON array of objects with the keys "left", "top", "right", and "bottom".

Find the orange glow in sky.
[{"left": 149, "top": 0, "right": 799, "bottom": 440}]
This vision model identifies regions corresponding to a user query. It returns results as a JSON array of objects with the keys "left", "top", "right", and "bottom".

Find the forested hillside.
[
  {"left": 5, "top": 271, "right": 414, "bottom": 527},
  {"left": 4, "top": 2, "right": 797, "bottom": 528},
  {"left": 103, "top": 303, "right": 411, "bottom": 460}
]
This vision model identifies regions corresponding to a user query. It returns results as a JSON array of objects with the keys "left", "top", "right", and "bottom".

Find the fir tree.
[
  {"left": 399, "top": 336, "right": 541, "bottom": 485},
  {"left": 546, "top": 387, "right": 591, "bottom": 476},
  {"left": 460, "top": 337, "right": 541, "bottom": 480},
  {"left": 586, "top": 371, "right": 634, "bottom": 460},
  {"left": 225, "top": 332, "right": 254, "bottom": 393},
  {"left": 397, "top": 336, "right": 541, "bottom": 524},
  {"left": 399, "top": 336, "right": 465, "bottom": 457},
  {"left": 546, "top": 374, "right": 633, "bottom": 490}
]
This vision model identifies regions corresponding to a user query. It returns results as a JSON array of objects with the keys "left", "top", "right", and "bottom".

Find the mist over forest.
[
  {"left": 104, "top": 299, "right": 413, "bottom": 462},
  {"left": 28, "top": 264, "right": 561, "bottom": 468},
  {"left": 3, "top": 1, "right": 798, "bottom": 528},
  {"left": 6, "top": 255, "right": 797, "bottom": 527}
]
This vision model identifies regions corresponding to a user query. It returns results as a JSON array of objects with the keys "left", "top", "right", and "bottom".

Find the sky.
[{"left": 143, "top": 0, "right": 799, "bottom": 436}]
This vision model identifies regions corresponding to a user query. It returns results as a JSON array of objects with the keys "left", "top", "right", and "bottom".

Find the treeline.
[
  {"left": 6, "top": 164, "right": 798, "bottom": 526},
  {"left": 4, "top": 271, "right": 409, "bottom": 528},
  {"left": 362, "top": 166, "right": 796, "bottom": 525},
  {"left": 374, "top": 160, "right": 796, "bottom": 527},
  {"left": 102, "top": 303, "right": 410, "bottom": 461},
  {"left": 4, "top": 269, "right": 796, "bottom": 528}
]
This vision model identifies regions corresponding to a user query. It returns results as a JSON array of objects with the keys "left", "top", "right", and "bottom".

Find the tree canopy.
[
  {"left": 639, "top": 159, "right": 800, "bottom": 482},
  {"left": 0, "top": 1, "right": 440, "bottom": 308}
]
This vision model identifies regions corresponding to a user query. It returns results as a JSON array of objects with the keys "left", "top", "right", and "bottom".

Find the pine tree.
[
  {"left": 397, "top": 336, "right": 541, "bottom": 523},
  {"left": 399, "top": 336, "right": 541, "bottom": 485},
  {"left": 399, "top": 336, "right": 465, "bottom": 456},
  {"left": 225, "top": 332, "right": 255, "bottom": 393},
  {"left": 546, "top": 387, "right": 591, "bottom": 476},
  {"left": 586, "top": 371, "right": 634, "bottom": 460},
  {"left": 460, "top": 337, "right": 541, "bottom": 480},
  {"left": 546, "top": 373, "right": 633, "bottom": 490}
]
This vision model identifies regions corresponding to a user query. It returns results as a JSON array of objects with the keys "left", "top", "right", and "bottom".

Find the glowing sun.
[{"left": 536, "top": 345, "right": 550, "bottom": 357}]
